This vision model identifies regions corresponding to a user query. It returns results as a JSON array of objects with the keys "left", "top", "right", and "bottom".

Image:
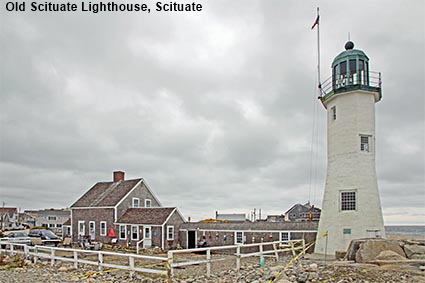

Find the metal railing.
[{"left": 320, "top": 71, "right": 381, "bottom": 101}]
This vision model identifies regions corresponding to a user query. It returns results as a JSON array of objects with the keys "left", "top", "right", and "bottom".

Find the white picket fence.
[
  {"left": 1, "top": 239, "right": 306, "bottom": 280},
  {"left": 167, "top": 239, "right": 306, "bottom": 278},
  {"left": 0, "top": 242, "right": 168, "bottom": 276}
]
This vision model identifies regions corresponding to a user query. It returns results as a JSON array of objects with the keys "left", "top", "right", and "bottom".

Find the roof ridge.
[{"left": 90, "top": 181, "right": 122, "bottom": 207}]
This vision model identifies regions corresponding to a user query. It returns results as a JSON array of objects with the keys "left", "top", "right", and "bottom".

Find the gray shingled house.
[
  {"left": 284, "top": 202, "right": 321, "bottom": 222},
  {"left": 179, "top": 221, "right": 318, "bottom": 250},
  {"left": 70, "top": 171, "right": 185, "bottom": 249}
]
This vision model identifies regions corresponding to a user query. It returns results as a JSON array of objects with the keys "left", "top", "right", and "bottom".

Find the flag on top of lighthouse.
[{"left": 311, "top": 15, "right": 319, "bottom": 29}]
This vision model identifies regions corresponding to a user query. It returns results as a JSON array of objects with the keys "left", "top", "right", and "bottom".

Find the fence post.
[
  {"left": 24, "top": 245, "right": 29, "bottom": 259},
  {"left": 51, "top": 248, "right": 55, "bottom": 266},
  {"left": 129, "top": 256, "right": 135, "bottom": 278},
  {"left": 259, "top": 244, "right": 264, "bottom": 264},
  {"left": 73, "top": 250, "right": 78, "bottom": 269},
  {"left": 167, "top": 251, "right": 173, "bottom": 282},
  {"left": 236, "top": 246, "right": 241, "bottom": 272},
  {"left": 206, "top": 249, "right": 211, "bottom": 278},
  {"left": 98, "top": 252, "right": 103, "bottom": 271},
  {"left": 273, "top": 243, "right": 279, "bottom": 261},
  {"left": 290, "top": 241, "right": 296, "bottom": 256},
  {"left": 34, "top": 247, "right": 38, "bottom": 264}
]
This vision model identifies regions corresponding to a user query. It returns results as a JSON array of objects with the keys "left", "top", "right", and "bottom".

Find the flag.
[
  {"left": 108, "top": 227, "right": 116, "bottom": 238},
  {"left": 311, "top": 15, "right": 319, "bottom": 30}
]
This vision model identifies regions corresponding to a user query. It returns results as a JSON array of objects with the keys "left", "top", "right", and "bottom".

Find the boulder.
[
  {"left": 345, "top": 239, "right": 368, "bottom": 260},
  {"left": 375, "top": 250, "right": 406, "bottom": 261},
  {"left": 411, "top": 254, "right": 425, "bottom": 260},
  {"left": 355, "top": 239, "right": 406, "bottom": 263},
  {"left": 403, "top": 244, "right": 425, "bottom": 258},
  {"left": 308, "top": 263, "right": 318, "bottom": 271}
]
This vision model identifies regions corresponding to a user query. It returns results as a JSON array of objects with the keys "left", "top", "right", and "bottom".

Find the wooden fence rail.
[
  {"left": 167, "top": 239, "right": 305, "bottom": 279},
  {"left": 0, "top": 242, "right": 168, "bottom": 277},
  {"left": 1, "top": 239, "right": 306, "bottom": 281}
]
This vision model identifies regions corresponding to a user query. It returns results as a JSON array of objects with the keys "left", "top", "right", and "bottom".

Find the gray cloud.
[{"left": 1, "top": 0, "right": 424, "bottom": 225}]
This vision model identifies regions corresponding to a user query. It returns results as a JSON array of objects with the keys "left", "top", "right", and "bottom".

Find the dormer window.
[
  {"left": 132, "top": 198, "right": 140, "bottom": 208},
  {"left": 145, "top": 199, "right": 152, "bottom": 208}
]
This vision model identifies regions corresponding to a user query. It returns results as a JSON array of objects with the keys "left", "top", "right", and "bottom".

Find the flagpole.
[{"left": 316, "top": 7, "right": 321, "bottom": 96}]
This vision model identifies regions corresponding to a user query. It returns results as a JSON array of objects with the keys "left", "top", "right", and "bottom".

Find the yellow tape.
[{"left": 270, "top": 232, "right": 330, "bottom": 283}]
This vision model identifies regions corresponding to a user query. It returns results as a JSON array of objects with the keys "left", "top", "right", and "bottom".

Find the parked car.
[
  {"left": 28, "top": 229, "right": 60, "bottom": 246},
  {"left": 0, "top": 231, "right": 31, "bottom": 247}
]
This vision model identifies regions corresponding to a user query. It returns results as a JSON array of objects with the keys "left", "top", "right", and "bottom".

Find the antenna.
[{"left": 348, "top": 32, "right": 351, "bottom": 41}]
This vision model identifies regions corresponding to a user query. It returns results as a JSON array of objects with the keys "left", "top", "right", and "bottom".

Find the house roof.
[
  {"left": 71, "top": 178, "right": 142, "bottom": 208},
  {"left": 116, "top": 208, "right": 176, "bottom": 225},
  {"left": 181, "top": 221, "right": 318, "bottom": 231},
  {"left": 0, "top": 207, "right": 18, "bottom": 216},
  {"left": 284, "top": 203, "right": 321, "bottom": 214}
]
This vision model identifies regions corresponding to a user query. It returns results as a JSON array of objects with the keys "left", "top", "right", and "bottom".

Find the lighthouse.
[{"left": 314, "top": 41, "right": 385, "bottom": 255}]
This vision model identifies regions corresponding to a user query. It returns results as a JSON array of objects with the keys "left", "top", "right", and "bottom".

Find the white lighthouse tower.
[{"left": 315, "top": 41, "right": 385, "bottom": 255}]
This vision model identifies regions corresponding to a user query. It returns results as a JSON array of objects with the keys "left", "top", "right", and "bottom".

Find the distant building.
[
  {"left": 36, "top": 208, "right": 71, "bottom": 234},
  {"left": 0, "top": 207, "right": 19, "bottom": 230},
  {"left": 266, "top": 215, "right": 285, "bottom": 222},
  {"left": 284, "top": 202, "right": 321, "bottom": 222},
  {"left": 21, "top": 210, "right": 38, "bottom": 227},
  {"left": 215, "top": 212, "right": 247, "bottom": 222}
]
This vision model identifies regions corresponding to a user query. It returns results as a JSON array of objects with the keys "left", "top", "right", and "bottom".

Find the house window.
[
  {"left": 78, "top": 221, "right": 85, "bottom": 236},
  {"left": 131, "top": 225, "right": 139, "bottom": 241},
  {"left": 235, "top": 231, "right": 244, "bottom": 244},
  {"left": 145, "top": 199, "right": 152, "bottom": 208},
  {"left": 331, "top": 106, "right": 336, "bottom": 120},
  {"left": 48, "top": 223, "right": 55, "bottom": 228},
  {"left": 144, "top": 227, "right": 151, "bottom": 239},
  {"left": 48, "top": 216, "right": 57, "bottom": 221},
  {"left": 167, "top": 226, "right": 174, "bottom": 240},
  {"left": 66, "top": 226, "right": 72, "bottom": 237},
  {"left": 280, "top": 232, "right": 290, "bottom": 243},
  {"left": 132, "top": 198, "right": 140, "bottom": 208},
  {"left": 89, "top": 221, "right": 95, "bottom": 239},
  {"left": 100, "top": 221, "right": 107, "bottom": 236},
  {"left": 341, "top": 191, "right": 356, "bottom": 211},
  {"left": 360, "top": 135, "right": 370, "bottom": 152},
  {"left": 119, "top": 225, "right": 127, "bottom": 240},
  {"left": 343, "top": 228, "right": 352, "bottom": 235},
  {"left": 42, "top": 223, "right": 48, "bottom": 227},
  {"left": 56, "top": 224, "right": 62, "bottom": 228}
]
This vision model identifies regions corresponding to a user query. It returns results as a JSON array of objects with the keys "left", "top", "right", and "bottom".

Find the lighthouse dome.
[{"left": 332, "top": 41, "right": 369, "bottom": 67}]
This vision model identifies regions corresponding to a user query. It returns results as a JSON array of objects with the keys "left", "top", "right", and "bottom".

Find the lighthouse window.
[
  {"left": 360, "top": 135, "right": 370, "bottom": 152},
  {"left": 340, "top": 61, "right": 347, "bottom": 74},
  {"left": 331, "top": 106, "right": 336, "bottom": 120},
  {"left": 341, "top": 191, "right": 356, "bottom": 211}
]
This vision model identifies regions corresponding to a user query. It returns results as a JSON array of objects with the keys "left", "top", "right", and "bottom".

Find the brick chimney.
[{"left": 113, "top": 171, "right": 125, "bottom": 182}]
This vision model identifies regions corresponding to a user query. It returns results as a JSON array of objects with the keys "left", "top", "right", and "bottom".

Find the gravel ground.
[{"left": 0, "top": 254, "right": 424, "bottom": 283}]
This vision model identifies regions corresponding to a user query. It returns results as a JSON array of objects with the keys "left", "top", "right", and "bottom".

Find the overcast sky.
[{"left": 1, "top": 0, "right": 424, "bottom": 225}]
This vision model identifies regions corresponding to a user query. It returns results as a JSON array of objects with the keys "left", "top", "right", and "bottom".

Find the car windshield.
[
  {"left": 12, "top": 232, "right": 28, "bottom": 237},
  {"left": 43, "top": 230, "right": 58, "bottom": 239},
  {"left": 29, "top": 230, "right": 40, "bottom": 236}
]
